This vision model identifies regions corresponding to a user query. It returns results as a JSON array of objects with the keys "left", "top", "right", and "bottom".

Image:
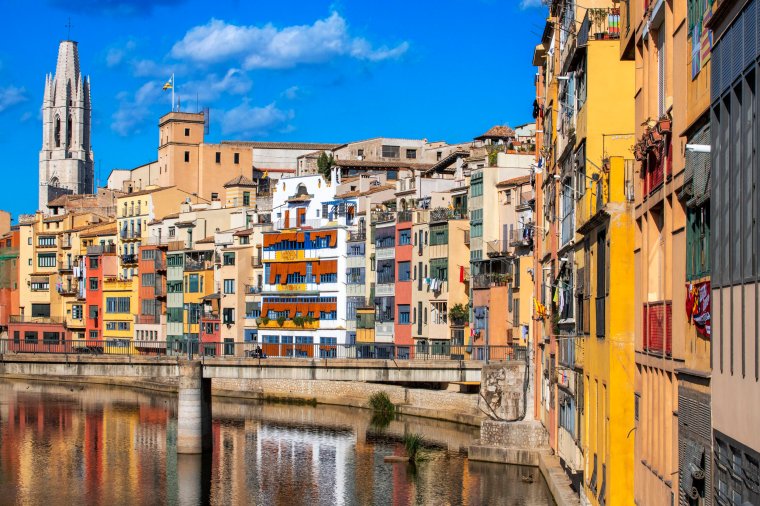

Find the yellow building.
[
  {"left": 570, "top": 10, "right": 636, "bottom": 505},
  {"left": 101, "top": 277, "right": 135, "bottom": 347}
]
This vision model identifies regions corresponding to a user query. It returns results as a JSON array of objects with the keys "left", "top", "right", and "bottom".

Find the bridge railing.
[{"left": 0, "top": 339, "right": 527, "bottom": 362}]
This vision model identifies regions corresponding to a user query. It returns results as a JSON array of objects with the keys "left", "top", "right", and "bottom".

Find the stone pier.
[{"left": 177, "top": 361, "right": 212, "bottom": 454}]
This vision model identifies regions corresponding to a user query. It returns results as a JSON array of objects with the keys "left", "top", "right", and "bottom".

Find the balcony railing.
[
  {"left": 121, "top": 254, "right": 137, "bottom": 265},
  {"left": 643, "top": 301, "right": 672, "bottom": 356},
  {"left": 509, "top": 227, "right": 534, "bottom": 247},
  {"left": 87, "top": 244, "right": 116, "bottom": 255},
  {"left": 135, "top": 315, "right": 160, "bottom": 325},
  {"left": 154, "top": 282, "right": 166, "bottom": 297},
  {"left": 515, "top": 191, "right": 535, "bottom": 211},
  {"left": 245, "top": 285, "right": 262, "bottom": 294},
  {"left": 348, "top": 230, "right": 366, "bottom": 242},
  {"left": 471, "top": 272, "right": 512, "bottom": 289},
  {"left": 9, "top": 315, "right": 65, "bottom": 324},
  {"left": 464, "top": 230, "right": 470, "bottom": 245},
  {"left": 397, "top": 210, "right": 413, "bottom": 223},
  {"left": 578, "top": 8, "right": 620, "bottom": 46},
  {"left": 430, "top": 207, "right": 467, "bottom": 223},
  {"left": 251, "top": 256, "right": 263, "bottom": 268},
  {"left": 154, "top": 257, "right": 166, "bottom": 270},
  {"left": 371, "top": 211, "right": 396, "bottom": 224},
  {"left": 486, "top": 240, "right": 510, "bottom": 258}
]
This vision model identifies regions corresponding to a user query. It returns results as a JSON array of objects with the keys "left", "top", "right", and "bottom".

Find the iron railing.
[
  {"left": 471, "top": 272, "right": 512, "bottom": 289},
  {"left": 0, "top": 339, "right": 527, "bottom": 362}
]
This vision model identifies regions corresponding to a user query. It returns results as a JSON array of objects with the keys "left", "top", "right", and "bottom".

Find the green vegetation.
[
  {"left": 368, "top": 391, "right": 396, "bottom": 430},
  {"left": 260, "top": 316, "right": 270, "bottom": 325},
  {"left": 276, "top": 315, "right": 286, "bottom": 327},
  {"left": 317, "top": 151, "right": 334, "bottom": 179},
  {"left": 449, "top": 303, "right": 469, "bottom": 325},
  {"left": 293, "top": 315, "right": 305, "bottom": 328},
  {"left": 403, "top": 433, "right": 427, "bottom": 463}
]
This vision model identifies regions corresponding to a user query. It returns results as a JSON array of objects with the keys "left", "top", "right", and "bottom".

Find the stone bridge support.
[{"left": 177, "top": 361, "right": 212, "bottom": 454}]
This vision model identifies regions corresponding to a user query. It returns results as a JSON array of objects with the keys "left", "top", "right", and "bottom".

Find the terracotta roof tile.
[{"left": 475, "top": 125, "right": 516, "bottom": 140}]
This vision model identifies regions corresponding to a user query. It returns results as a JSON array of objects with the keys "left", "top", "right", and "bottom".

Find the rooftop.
[
  {"left": 223, "top": 175, "right": 257, "bottom": 188},
  {"left": 475, "top": 125, "right": 516, "bottom": 140},
  {"left": 496, "top": 175, "right": 532, "bottom": 187},
  {"left": 222, "top": 141, "right": 341, "bottom": 150}
]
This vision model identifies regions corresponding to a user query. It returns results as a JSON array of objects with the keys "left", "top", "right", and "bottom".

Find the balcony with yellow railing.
[{"left": 256, "top": 318, "right": 320, "bottom": 330}]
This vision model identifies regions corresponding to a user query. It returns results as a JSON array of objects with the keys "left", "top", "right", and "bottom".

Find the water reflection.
[{"left": 0, "top": 380, "right": 554, "bottom": 505}]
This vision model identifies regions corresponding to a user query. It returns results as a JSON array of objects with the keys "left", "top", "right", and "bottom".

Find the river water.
[{"left": 0, "top": 380, "right": 554, "bottom": 505}]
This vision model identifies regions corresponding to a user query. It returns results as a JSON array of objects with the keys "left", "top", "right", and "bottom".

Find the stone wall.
[
  {"left": 212, "top": 378, "right": 485, "bottom": 426},
  {"left": 479, "top": 361, "right": 527, "bottom": 421}
]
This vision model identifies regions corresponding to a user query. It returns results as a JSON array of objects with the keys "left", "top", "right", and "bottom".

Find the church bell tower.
[{"left": 39, "top": 40, "right": 94, "bottom": 210}]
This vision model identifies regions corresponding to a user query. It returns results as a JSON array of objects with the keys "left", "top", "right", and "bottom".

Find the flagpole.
[{"left": 172, "top": 73, "right": 175, "bottom": 112}]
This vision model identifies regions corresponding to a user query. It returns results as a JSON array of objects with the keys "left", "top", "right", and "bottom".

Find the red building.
[
  {"left": 135, "top": 244, "right": 167, "bottom": 347},
  {"left": 0, "top": 228, "right": 20, "bottom": 332},
  {"left": 85, "top": 244, "right": 117, "bottom": 348},
  {"left": 394, "top": 218, "right": 414, "bottom": 357}
]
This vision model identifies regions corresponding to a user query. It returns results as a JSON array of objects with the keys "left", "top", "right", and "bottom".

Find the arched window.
[{"left": 54, "top": 115, "right": 61, "bottom": 147}]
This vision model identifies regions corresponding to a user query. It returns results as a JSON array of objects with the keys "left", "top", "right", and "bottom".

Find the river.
[{"left": 0, "top": 379, "right": 554, "bottom": 505}]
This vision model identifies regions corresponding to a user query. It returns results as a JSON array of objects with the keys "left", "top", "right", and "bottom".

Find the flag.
[{"left": 162, "top": 76, "right": 173, "bottom": 91}]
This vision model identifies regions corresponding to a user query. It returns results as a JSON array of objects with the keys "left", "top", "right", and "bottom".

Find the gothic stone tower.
[{"left": 39, "top": 40, "right": 94, "bottom": 210}]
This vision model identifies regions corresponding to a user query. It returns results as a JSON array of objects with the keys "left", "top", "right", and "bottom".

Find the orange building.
[{"left": 0, "top": 228, "right": 20, "bottom": 332}]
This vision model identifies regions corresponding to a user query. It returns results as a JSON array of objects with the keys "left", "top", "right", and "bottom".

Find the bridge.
[{"left": 0, "top": 340, "right": 526, "bottom": 454}]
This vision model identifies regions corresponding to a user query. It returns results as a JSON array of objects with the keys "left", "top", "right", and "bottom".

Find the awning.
[{"left": 202, "top": 293, "right": 222, "bottom": 300}]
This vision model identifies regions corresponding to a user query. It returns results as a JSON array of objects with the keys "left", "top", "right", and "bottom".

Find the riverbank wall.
[{"left": 0, "top": 373, "right": 486, "bottom": 426}]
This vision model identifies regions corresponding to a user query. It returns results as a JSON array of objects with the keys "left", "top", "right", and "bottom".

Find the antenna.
[
  {"left": 203, "top": 107, "right": 210, "bottom": 135},
  {"left": 65, "top": 18, "right": 73, "bottom": 40}
]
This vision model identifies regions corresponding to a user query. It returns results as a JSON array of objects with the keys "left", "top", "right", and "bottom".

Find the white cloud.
[
  {"left": 220, "top": 101, "right": 293, "bottom": 136},
  {"left": 171, "top": 12, "right": 409, "bottom": 69},
  {"left": 131, "top": 58, "right": 188, "bottom": 78},
  {"left": 0, "top": 86, "right": 27, "bottom": 113},
  {"left": 111, "top": 81, "right": 164, "bottom": 136},
  {"left": 180, "top": 68, "right": 252, "bottom": 103},
  {"left": 281, "top": 85, "right": 300, "bottom": 100},
  {"left": 106, "top": 40, "right": 137, "bottom": 68},
  {"left": 519, "top": 0, "right": 544, "bottom": 8}
]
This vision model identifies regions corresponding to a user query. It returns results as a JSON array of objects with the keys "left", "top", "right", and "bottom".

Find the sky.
[{"left": 0, "top": 0, "right": 547, "bottom": 218}]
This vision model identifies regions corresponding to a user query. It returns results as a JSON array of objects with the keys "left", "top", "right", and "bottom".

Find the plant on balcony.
[
  {"left": 449, "top": 303, "right": 469, "bottom": 326},
  {"left": 260, "top": 316, "right": 270, "bottom": 326},
  {"left": 276, "top": 315, "right": 286, "bottom": 327},
  {"left": 293, "top": 315, "right": 305, "bottom": 328},
  {"left": 305, "top": 314, "right": 315, "bottom": 325}
]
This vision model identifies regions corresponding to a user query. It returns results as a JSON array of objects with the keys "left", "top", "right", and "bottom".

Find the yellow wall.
[
  {"left": 183, "top": 268, "right": 214, "bottom": 337},
  {"left": 102, "top": 278, "right": 135, "bottom": 342}
]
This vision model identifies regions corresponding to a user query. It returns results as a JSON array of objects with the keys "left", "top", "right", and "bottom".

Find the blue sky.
[{"left": 0, "top": 0, "right": 546, "bottom": 218}]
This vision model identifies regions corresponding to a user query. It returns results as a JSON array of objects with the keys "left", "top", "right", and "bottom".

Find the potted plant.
[
  {"left": 261, "top": 316, "right": 270, "bottom": 325},
  {"left": 293, "top": 315, "right": 305, "bottom": 328},
  {"left": 449, "top": 303, "right": 469, "bottom": 326},
  {"left": 277, "top": 315, "right": 286, "bottom": 327}
]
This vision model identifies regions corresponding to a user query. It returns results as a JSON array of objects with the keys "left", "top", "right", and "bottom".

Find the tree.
[{"left": 317, "top": 151, "right": 334, "bottom": 179}]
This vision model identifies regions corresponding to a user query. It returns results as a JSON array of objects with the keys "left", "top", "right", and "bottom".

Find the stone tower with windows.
[{"left": 39, "top": 40, "right": 94, "bottom": 211}]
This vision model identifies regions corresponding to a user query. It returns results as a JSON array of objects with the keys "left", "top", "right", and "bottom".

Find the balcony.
[
  {"left": 87, "top": 244, "right": 116, "bottom": 255},
  {"left": 154, "top": 281, "right": 166, "bottom": 297},
  {"left": 121, "top": 254, "right": 137, "bottom": 265},
  {"left": 348, "top": 230, "right": 366, "bottom": 242},
  {"left": 371, "top": 210, "right": 396, "bottom": 224},
  {"left": 430, "top": 207, "right": 467, "bottom": 223},
  {"left": 577, "top": 177, "right": 609, "bottom": 234},
  {"left": 135, "top": 314, "right": 160, "bottom": 325},
  {"left": 251, "top": 256, "right": 263, "bottom": 268},
  {"left": 464, "top": 230, "right": 470, "bottom": 245},
  {"left": 509, "top": 227, "right": 534, "bottom": 247},
  {"left": 10, "top": 315, "right": 65, "bottom": 325},
  {"left": 167, "top": 240, "right": 186, "bottom": 251},
  {"left": 57, "top": 284, "right": 78, "bottom": 296},
  {"left": 575, "top": 336, "right": 586, "bottom": 369},
  {"left": 578, "top": 8, "right": 620, "bottom": 47},
  {"left": 643, "top": 301, "right": 672, "bottom": 356},
  {"left": 486, "top": 240, "right": 510, "bottom": 258},
  {"left": 154, "top": 257, "right": 166, "bottom": 270},
  {"left": 397, "top": 210, "right": 413, "bottom": 223},
  {"left": 375, "top": 283, "right": 395, "bottom": 297},
  {"left": 515, "top": 191, "right": 535, "bottom": 211},
  {"left": 245, "top": 285, "right": 262, "bottom": 294},
  {"left": 59, "top": 261, "right": 76, "bottom": 272},
  {"left": 471, "top": 272, "right": 512, "bottom": 290},
  {"left": 185, "top": 259, "right": 212, "bottom": 272},
  {"left": 375, "top": 247, "right": 395, "bottom": 261}
]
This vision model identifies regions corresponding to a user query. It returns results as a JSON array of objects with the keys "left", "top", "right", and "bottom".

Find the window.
[
  {"left": 243, "top": 191, "right": 250, "bottom": 206},
  {"left": 105, "top": 297, "right": 130, "bottom": 314},
  {"left": 471, "top": 208, "right": 483, "bottom": 238},
  {"left": 184, "top": 151, "right": 190, "bottom": 162},
  {"left": 381, "top": 145, "right": 400, "bottom": 158},
  {"left": 430, "top": 224, "right": 448, "bottom": 245},
  {"left": 105, "top": 322, "right": 130, "bottom": 331},
  {"left": 215, "top": 152, "right": 221, "bottom": 163},
  {"left": 346, "top": 267, "right": 365, "bottom": 284},
  {"left": 24, "top": 331, "right": 38, "bottom": 343},
  {"left": 223, "top": 252, "right": 235, "bottom": 266},
  {"left": 89, "top": 331, "right": 98, "bottom": 339},
  {"left": 406, "top": 149, "right": 417, "bottom": 159},
  {"left": 657, "top": 27, "right": 666, "bottom": 116},
  {"left": 167, "top": 281, "right": 183, "bottom": 293},
  {"left": 89, "top": 305, "right": 98, "bottom": 318},
  {"left": 71, "top": 304, "right": 83, "bottom": 320},
  {"left": 223, "top": 308, "right": 235, "bottom": 324},
  {"left": 431, "top": 302, "right": 448, "bottom": 325},
  {"left": 234, "top": 152, "right": 240, "bottom": 164},
  {"left": 31, "top": 281, "right": 49, "bottom": 291},
  {"left": 141, "top": 273, "right": 155, "bottom": 287},
  {"left": 430, "top": 258, "right": 448, "bottom": 280},
  {"left": 320, "top": 310, "right": 337, "bottom": 320},
  {"left": 240, "top": 235, "right": 249, "bottom": 245},
  {"left": 357, "top": 149, "right": 364, "bottom": 157},
  {"left": 224, "top": 279, "right": 235, "bottom": 294},
  {"left": 167, "top": 307, "right": 183, "bottom": 323},
  {"left": 168, "top": 227, "right": 176, "bottom": 238},
  {"left": 38, "top": 236, "right": 56, "bottom": 247},
  {"left": 320, "top": 273, "right": 337, "bottom": 283},
  {"left": 141, "top": 249, "right": 156, "bottom": 260},
  {"left": 37, "top": 253, "right": 56, "bottom": 268},
  {"left": 505, "top": 190, "right": 512, "bottom": 204},
  {"left": 43, "top": 331, "right": 60, "bottom": 344},
  {"left": 470, "top": 172, "right": 483, "bottom": 197},
  {"left": 398, "top": 304, "right": 410, "bottom": 324},
  {"left": 399, "top": 229, "right": 411, "bottom": 245},
  {"left": 398, "top": 261, "right": 411, "bottom": 281}
]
